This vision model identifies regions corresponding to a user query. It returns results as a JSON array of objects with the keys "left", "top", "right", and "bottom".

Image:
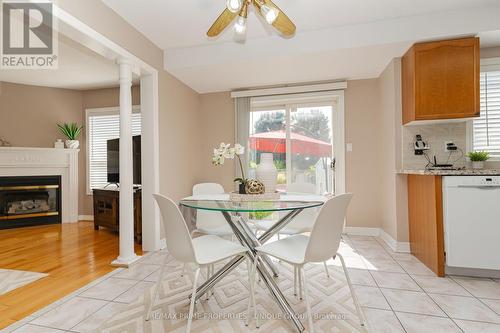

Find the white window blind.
[
  {"left": 87, "top": 109, "right": 141, "bottom": 192},
  {"left": 473, "top": 71, "right": 500, "bottom": 157}
]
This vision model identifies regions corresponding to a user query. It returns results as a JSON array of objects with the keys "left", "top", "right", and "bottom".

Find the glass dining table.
[{"left": 179, "top": 198, "right": 324, "bottom": 333}]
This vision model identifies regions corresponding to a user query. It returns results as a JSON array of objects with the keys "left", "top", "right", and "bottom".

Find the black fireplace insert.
[{"left": 0, "top": 175, "right": 62, "bottom": 229}]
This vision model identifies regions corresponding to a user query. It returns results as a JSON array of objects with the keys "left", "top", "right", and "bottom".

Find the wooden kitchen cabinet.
[
  {"left": 402, "top": 37, "right": 480, "bottom": 125},
  {"left": 407, "top": 175, "right": 445, "bottom": 276}
]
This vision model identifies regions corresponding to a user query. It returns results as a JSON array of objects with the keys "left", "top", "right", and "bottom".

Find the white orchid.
[
  {"left": 211, "top": 142, "right": 247, "bottom": 185},
  {"left": 234, "top": 143, "right": 245, "bottom": 155}
]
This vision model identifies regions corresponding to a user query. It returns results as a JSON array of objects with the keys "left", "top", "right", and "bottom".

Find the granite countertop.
[{"left": 397, "top": 169, "right": 500, "bottom": 176}]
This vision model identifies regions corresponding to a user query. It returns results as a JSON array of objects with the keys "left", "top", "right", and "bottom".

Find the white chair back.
[
  {"left": 153, "top": 194, "right": 196, "bottom": 264},
  {"left": 193, "top": 183, "right": 227, "bottom": 231},
  {"left": 284, "top": 181, "right": 318, "bottom": 231},
  {"left": 304, "top": 194, "right": 353, "bottom": 263},
  {"left": 193, "top": 183, "right": 224, "bottom": 195}
]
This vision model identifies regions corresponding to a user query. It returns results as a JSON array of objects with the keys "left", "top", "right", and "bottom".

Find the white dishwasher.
[{"left": 443, "top": 176, "right": 500, "bottom": 271}]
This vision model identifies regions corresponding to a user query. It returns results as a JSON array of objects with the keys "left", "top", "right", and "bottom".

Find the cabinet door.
[
  {"left": 415, "top": 38, "right": 479, "bottom": 120},
  {"left": 408, "top": 175, "right": 445, "bottom": 277}
]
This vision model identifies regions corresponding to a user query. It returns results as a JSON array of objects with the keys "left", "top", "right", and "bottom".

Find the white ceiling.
[
  {"left": 0, "top": 35, "right": 132, "bottom": 90},
  {"left": 102, "top": 0, "right": 498, "bottom": 49},
  {"left": 5, "top": 1, "right": 499, "bottom": 93}
]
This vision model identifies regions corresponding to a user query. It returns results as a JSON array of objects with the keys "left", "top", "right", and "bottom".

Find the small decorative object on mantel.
[
  {"left": 57, "top": 123, "right": 83, "bottom": 149},
  {"left": 212, "top": 142, "right": 247, "bottom": 193},
  {"left": 0, "top": 137, "right": 11, "bottom": 147},
  {"left": 54, "top": 139, "right": 64, "bottom": 149},
  {"left": 468, "top": 151, "right": 490, "bottom": 170},
  {"left": 256, "top": 152, "right": 278, "bottom": 193}
]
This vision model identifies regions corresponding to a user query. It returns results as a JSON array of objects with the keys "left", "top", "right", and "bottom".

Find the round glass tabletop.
[{"left": 179, "top": 200, "right": 324, "bottom": 212}]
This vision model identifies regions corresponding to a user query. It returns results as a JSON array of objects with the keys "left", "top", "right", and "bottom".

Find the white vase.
[
  {"left": 65, "top": 140, "right": 79, "bottom": 149},
  {"left": 256, "top": 153, "right": 278, "bottom": 193},
  {"left": 472, "top": 161, "right": 484, "bottom": 170}
]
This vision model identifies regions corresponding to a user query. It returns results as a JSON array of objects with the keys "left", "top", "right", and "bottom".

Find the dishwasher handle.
[{"left": 457, "top": 184, "right": 500, "bottom": 189}]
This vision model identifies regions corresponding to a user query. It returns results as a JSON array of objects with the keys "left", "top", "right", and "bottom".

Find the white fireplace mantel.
[{"left": 0, "top": 147, "right": 79, "bottom": 223}]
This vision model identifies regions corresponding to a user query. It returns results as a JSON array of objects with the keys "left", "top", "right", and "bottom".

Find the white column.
[
  {"left": 112, "top": 59, "right": 141, "bottom": 267},
  {"left": 140, "top": 73, "right": 162, "bottom": 251}
]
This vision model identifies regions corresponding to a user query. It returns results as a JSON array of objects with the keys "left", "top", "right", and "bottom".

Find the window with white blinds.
[
  {"left": 86, "top": 107, "right": 141, "bottom": 193},
  {"left": 473, "top": 71, "right": 500, "bottom": 157}
]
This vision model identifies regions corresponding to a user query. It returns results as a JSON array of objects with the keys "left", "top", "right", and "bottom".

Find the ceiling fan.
[{"left": 207, "top": 0, "right": 296, "bottom": 38}]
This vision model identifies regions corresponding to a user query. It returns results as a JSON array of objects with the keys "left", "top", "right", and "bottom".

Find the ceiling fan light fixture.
[
  {"left": 226, "top": 0, "right": 242, "bottom": 13},
  {"left": 234, "top": 15, "right": 247, "bottom": 34},
  {"left": 260, "top": 4, "right": 278, "bottom": 24}
]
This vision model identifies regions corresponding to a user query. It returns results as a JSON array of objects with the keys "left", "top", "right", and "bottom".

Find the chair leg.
[
  {"left": 186, "top": 268, "right": 201, "bottom": 333},
  {"left": 301, "top": 267, "right": 315, "bottom": 333},
  {"left": 293, "top": 266, "right": 298, "bottom": 296},
  {"left": 298, "top": 265, "right": 303, "bottom": 300},
  {"left": 205, "top": 265, "right": 211, "bottom": 300},
  {"left": 337, "top": 253, "right": 366, "bottom": 327},
  {"left": 181, "top": 263, "right": 187, "bottom": 277},
  {"left": 145, "top": 254, "right": 169, "bottom": 321},
  {"left": 210, "top": 264, "right": 215, "bottom": 296},
  {"left": 323, "top": 261, "right": 330, "bottom": 278}
]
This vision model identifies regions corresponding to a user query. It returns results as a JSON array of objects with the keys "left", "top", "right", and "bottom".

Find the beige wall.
[
  {"left": 481, "top": 46, "right": 500, "bottom": 59},
  {"left": 0, "top": 82, "right": 141, "bottom": 216},
  {"left": 344, "top": 79, "right": 384, "bottom": 229},
  {"left": 158, "top": 72, "right": 202, "bottom": 200},
  {"left": 378, "top": 59, "right": 409, "bottom": 242},
  {"left": 198, "top": 92, "right": 235, "bottom": 191},
  {"left": 0, "top": 82, "right": 82, "bottom": 148}
]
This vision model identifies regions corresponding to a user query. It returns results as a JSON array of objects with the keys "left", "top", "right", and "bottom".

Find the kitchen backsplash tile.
[{"left": 402, "top": 123, "right": 467, "bottom": 169}]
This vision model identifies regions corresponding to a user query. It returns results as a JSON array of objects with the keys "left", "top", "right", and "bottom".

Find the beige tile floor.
[{"left": 2, "top": 235, "right": 500, "bottom": 333}]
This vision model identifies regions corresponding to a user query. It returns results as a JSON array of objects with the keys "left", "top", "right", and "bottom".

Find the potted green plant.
[
  {"left": 57, "top": 123, "right": 83, "bottom": 149},
  {"left": 467, "top": 151, "right": 490, "bottom": 169}
]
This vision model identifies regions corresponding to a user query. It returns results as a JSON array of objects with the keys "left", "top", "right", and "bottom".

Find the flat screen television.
[{"left": 107, "top": 136, "right": 141, "bottom": 185}]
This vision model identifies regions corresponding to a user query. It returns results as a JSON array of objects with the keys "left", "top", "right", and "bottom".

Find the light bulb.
[
  {"left": 260, "top": 4, "right": 278, "bottom": 24},
  {"left": 226, "top": 0, "right": 242, "bottom": 13},
  {"left": 234, "top": 16, "right": 247, "bottom": 35}
]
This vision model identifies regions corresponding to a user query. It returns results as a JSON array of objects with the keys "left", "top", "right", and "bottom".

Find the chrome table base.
[{"left": 192, "top": 209, "right": 306, "bottom": 332}]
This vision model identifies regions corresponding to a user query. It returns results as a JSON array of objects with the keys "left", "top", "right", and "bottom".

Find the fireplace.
[{"left": 0, "top": 176, "right": 62, "bottom": 229}]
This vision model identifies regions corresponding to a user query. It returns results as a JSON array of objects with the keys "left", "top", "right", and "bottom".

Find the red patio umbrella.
[{"left": 249, "top": 130, "right": 332, "bottom": 157}]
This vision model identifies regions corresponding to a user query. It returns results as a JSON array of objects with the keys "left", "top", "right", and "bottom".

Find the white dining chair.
[
  {"left": 252, "top": 182, "right": 331, "bottom": 298},
  {"left": 191, "top": 183, "right": 234, "bottom": 237},
  {"left": 147, "top": 194, "right": 251, "bottom": 333},
  {"left": 191, "top": 183, "right": 235, "bottom": 298},
  {"left": 248, "top": 194, "right": 366, "bottom": 333}
]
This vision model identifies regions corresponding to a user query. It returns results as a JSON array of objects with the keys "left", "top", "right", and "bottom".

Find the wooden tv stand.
[{"left": 92, "top": 188, "right": 142, "bottom": 243}]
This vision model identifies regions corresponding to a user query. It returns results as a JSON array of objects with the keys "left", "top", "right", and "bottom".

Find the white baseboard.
[
  {"left": 78, "top": 215, "right": 94, "bottom": 221},
  {"left": 344, "top": 227, "right": 380, "bottom": 237},
  {"left": 344, "top": 227, "right": 410, "bottom": 253},
  {"left": 379, "top": 229, "right": 411, "bottom": 253}
]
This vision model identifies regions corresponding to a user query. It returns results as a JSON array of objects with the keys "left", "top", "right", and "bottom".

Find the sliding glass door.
[{"left": 248, "top": 94, "right": 341, "bottom": 195}]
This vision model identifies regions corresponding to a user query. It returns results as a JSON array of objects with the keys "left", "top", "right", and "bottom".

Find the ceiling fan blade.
[
  {"left": 207, "top": 8, "right": 238, "bottom": 37},
  {"left": 262, "top": 0, "right": 296, "bottom": 36}
]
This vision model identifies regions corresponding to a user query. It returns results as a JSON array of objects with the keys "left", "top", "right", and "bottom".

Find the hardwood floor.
[{"left": 0, "top": 222, "right": 142, "bottom": 329}]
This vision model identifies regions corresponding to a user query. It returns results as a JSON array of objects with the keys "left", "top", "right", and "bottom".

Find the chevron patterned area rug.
[
  {"left": 0, "top": 269, "right": 47, "bottom": 295},
  {"left": 96, "top": 253, "right": 368, "bottom": 333}
]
